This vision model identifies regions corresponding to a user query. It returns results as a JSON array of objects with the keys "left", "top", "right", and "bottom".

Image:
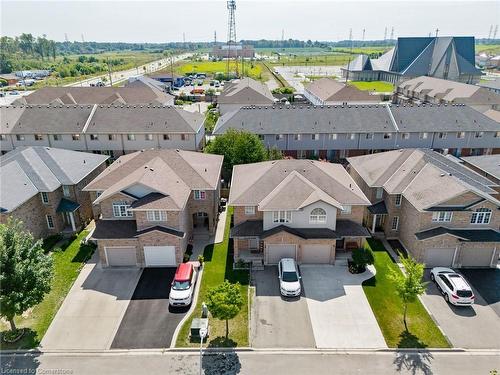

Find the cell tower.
[{"left": 226, "top": 0, "right": 239, "bottom": 78}]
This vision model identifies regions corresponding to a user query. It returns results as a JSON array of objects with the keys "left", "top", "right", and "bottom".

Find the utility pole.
[
  {"left": 106, "top": 57, "right": 113, "bottom": 86},
  {"left": 345, "top": 28, "right": 353, "bottom": 83}
]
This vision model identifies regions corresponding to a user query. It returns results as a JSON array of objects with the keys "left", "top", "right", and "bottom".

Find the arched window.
[
  {"left": 470, "top": 208, "right": 492, "bottom": 224},
  {"left": 310, "top": 208, "right": 327, "bottom": 224}
]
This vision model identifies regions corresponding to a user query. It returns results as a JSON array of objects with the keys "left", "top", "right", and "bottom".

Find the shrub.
[{"left": 351, "top": 247, "right": 374, "bottom": 272}]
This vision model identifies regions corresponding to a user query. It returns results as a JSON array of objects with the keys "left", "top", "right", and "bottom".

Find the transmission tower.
[
  {"left": 488, "top": 25, "right": 493, "bottom": 39},
  {"left": 81, "top": 34, "right": 85, "bottom": 43},
  {"left": 64, "top": 33, "right": 69, "bottom": 42},
  {"left": 390, "top": 27, "right": 394, "bottom": 41},
  {"left": 214, "top": 31, "right": 217, "bottom": 46},
  {"left": 362, "top": 28, "right": 365, "bottom": 42},
  {"left": 226, "top": 0, "right": 239, "bottom": 78},
  {"left": 384, "top": 27, "right": 387, "bottom": 41},
  {"left": 493, "top": 25, "right": 498, "bottom": 40}
]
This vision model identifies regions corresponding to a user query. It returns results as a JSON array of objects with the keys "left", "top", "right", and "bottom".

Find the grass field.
[
  {"left": 475, "top": 44, "right": 500, "bottom": 55},
  {"left": 349, "top": 81, "right": 394, "bottom": 92},
  {"left": 176, "top": 208, "right": 250, "bottom": 348},
  {"left": 362, "top": 239, "right": 450, "bottom": 348},
  {"left": 175, "top": 61, "right": 263, "bottom": 80},
  {"left": 0, "top": 231, "right": 95, "bottom": 349}
]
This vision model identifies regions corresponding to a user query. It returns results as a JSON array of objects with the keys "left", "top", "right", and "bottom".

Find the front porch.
[
  {"left": 57, "top": 198, "right": 81, "bottom": 236},
  {"left": 366, "top": 201, "right": 387, "bottom": 234}
]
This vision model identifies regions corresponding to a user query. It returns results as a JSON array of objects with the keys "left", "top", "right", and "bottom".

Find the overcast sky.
[{"left": 1, "top": 1, "right": 499, "bottom": 43}]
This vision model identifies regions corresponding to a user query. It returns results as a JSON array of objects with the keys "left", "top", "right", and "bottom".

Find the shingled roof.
[
  {"left": 305, "top": 78, "right": 379, "bottom": 102},
  {"left": 229, "top": 159, "right": 370, "bottom": 210},
  {"left": 0, "top": 146, "right": 108, "bottom": 212},
  {"left": 84, "top": 149, "right": 223, "bottom": 211},
  {"left": 218, "top": 77, "right": 274, "bottom": 105}
]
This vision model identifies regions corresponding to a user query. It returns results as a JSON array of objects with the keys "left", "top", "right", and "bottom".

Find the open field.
[
  {"left": 475, "top": 44, "right": 500, "bottom": 55},
  {"left": 349, "top": 81, "right": 394, "bottom": 92},
  {"left": 174, "top": 60, "right": 264, "bottom": 80},
  {"left": 0, "top": 231, "right": 95, "bottom": 349},
  {"left": 176, "top": 208, "right": 250, "bottom": 348},
  {"left": 362, "top": 239, "right": 450, "bottom": 349}
]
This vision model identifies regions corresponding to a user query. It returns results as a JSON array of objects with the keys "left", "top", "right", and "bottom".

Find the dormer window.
[{"left": 309, "top": 208, "right": 327, "bottom": 224}]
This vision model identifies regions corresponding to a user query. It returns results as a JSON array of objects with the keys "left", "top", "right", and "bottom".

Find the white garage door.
[
  {"left": 423, "top": 248, "right": 455, "bottom": 268},
  {"left": 266, "top": 244, "right": 296, "bottom": 265},
  {"left": 301, "top": 244, "right": 332, "bottom": 264},
  {"left": 105, "top": 246, "right": 137, "bottom": 267},
  {"left": 460, "top": 248, "right": 494, "bottom": 268},
  {"left": 144, "top": 246, "right": 177, "bottom": 267}
]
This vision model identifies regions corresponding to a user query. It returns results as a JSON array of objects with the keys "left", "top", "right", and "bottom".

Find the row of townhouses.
[{"left": 214, "top": 104, "right": 500, "bottom": 159}]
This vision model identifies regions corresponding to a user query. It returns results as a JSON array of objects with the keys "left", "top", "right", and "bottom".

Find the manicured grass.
[
  {"left": 362, "top": 239, "right": 450, "bottom": 348},
  {"left": 175, "top": 61, "right": 263, "bottom": 81},
  {"left": 0, "top": 231, "right": 95, "bottom": 349},
  {"left": 349, "top": 81, "right": 394, "bottom": 92},
  {"left": 176, "top": 208, "right": 250, "bottom": 347}
]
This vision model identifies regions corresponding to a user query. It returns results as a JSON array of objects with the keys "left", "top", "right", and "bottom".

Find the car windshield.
[
  {"left": 172, "top": 280, "right": 190, "bottom": 290},
  {"left": 457, "top": 290, "right": 473, "bottom": 298},
  {"left": 282, "top": 271, "right": 298, "bottom": 282}
]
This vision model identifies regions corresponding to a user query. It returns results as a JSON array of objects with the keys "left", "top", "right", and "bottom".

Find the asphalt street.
[{"left": 1, "top": 350, "right": 499, "bottom": 375}]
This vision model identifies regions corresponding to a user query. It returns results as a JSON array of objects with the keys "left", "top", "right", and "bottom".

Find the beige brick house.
[
  {"left": 348, "top": 149, "right": 500, "bottom": 268},
  {"left": 0, "top": 146, "right": 108, "bottom": 239},
  {"left": 84, "top": 149, "right": 223, "bottom": 268},
  {"left": 229, "top": 159, "right": 371, "bottom": 266}
]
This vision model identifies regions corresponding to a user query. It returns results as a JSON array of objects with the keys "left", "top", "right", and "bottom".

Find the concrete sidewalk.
[{"left": 40, "top": 252, "right": 141, "bottom": 350}]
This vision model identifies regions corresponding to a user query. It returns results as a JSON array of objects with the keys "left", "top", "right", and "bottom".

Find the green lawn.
[
  {"left": 0, "top": 231, "right": 95, "bottom": 349},
  {"left": 349, "top": 81, "right": 394, "bottom": 92},
  {"left": 175, "top": 61, "right": 263, "bottom": 81},
  {"left": 362, "top": 239, "right": 450, "bottom": 348},
  {"left": 176, "top": 208, "right": 250, "bottom": 347}
]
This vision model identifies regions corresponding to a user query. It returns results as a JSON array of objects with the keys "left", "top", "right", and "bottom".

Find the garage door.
[
  {"left": 423, "top": 248, "right": 455, "bottom": 268},
  {"left": 460, "top": 248, "right": 494, "bottom": 268},
  {"left": 301, "top": 244, "right": 332, "bottom": 264},
  {"left": 105, "top": 246, "right": 137, "bottom": 267},
  {"left": 144, "top": 246, "right": 176, "bottom": 267},
  {"left": 266, "top": 244, "right": 296, "bottom": 264}
]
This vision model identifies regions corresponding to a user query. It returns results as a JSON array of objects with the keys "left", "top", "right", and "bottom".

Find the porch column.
[
  {"left": 371, "top": 214, "right": 377, "bottom": 233},
  {"left": 69, "top": 212, "right": 76, "bottom": 232}
]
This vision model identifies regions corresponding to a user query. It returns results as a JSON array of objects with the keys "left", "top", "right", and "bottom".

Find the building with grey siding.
[
  {"left": 213, "top": 103, "right": 500, "bottom": 160},
  {"left": 0, "top": 104, "right": 205, "bottom": 158}
]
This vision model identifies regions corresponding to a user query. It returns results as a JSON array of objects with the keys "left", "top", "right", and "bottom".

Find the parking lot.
[
  {"left": 421, "top": 270, "right": 500, "bottom": 349},
  {"left": 251, "top": 265, "right": 386, "bottom": 349},
  {"left": 111, "top": 268, "right": 189, "bottom": 349}
]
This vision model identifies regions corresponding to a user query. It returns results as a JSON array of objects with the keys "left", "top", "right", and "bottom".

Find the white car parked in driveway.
[
  {"left": 278, "top": 258, "right": 301, "bottom": 297},
  {"left": 430, "top": 267, "right": 475, "bottom": 306}
]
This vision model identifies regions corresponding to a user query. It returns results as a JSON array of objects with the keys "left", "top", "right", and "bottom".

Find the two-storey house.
[
  {"left": 348, "top": 149, "right": 500, "bottom": 268},
  {"left": 229, "top": 159, "right": 371, "bottom": 266},
  {"left": 0, "top": 146, "right": 108, "bottom": 239},
  {"left": 84, "top": 149, "right": 223, "bottom": 268}
]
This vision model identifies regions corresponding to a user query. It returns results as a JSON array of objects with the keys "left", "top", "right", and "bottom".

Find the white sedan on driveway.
[
  {"left": 278, "top": 258, "right": 301, "bottom": 297},
  {"left": 430, "top": 267, "right": 475, "bottom": 306}
]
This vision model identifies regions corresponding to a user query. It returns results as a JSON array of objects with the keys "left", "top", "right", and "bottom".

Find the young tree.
[
  {"left": 388, "top": 254, "right": 427, "bottom": 331},
  {"left": 267, "top": 146, "right": 284, "bottom": 161},
  {"left": 205, "top": 129, "right": 267, "bottom": 179},
  {"left": 0, "top": 219, "right": 53, "bottom": 333},
  {"left": 205, "top": 281, "right": 243, "bottom": 339}
]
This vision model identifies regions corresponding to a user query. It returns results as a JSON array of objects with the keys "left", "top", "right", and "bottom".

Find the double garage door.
[
  {"left": 105, "top": 246, "right": 176, "bottom": 267},
  {"left": 265, "top": 244, "right": 332, "bottom": 264},
  {"left": 423, "top": 247, "right": 495, "bottom": 268}
]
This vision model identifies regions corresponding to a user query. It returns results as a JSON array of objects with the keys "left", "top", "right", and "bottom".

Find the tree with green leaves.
[
  {"left": 205, "top": 129, "right": 268, "bottom": 179},
  {"left": 205, "top": 281, "right": 243, "bottom": 339},
  {"left": 0, "top": 219, "right": 53, "bottom": 334},
  {"left": 388, "top": 254, "right": 427, "bottom": 331}
]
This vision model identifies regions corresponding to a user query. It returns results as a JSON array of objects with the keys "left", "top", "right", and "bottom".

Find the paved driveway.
[
  {"left": 460, "top": 268, "right": 500, "bottom": 317},
  {"left": 111, "top": 268, "right": 189, "bottom": 349},
  {"left": 41, "top": 253, "right": 141, "bottom": 350},
  {"left": 421, "top": 270, "right": 500, "bottom": 349},
  {"left": 301, "top": 265, "right": 387, "bottom": 349},
  {"left": 251, "top": 267, "right": 315, "bottom": 348}
]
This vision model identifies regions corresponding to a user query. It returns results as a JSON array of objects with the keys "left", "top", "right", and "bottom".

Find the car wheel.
[
  {"left": 430, "top": 273, "right": 435, "bottom": 282},
  {"left": 444, "top": 293, "right": 449, "bottom": 303}
]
